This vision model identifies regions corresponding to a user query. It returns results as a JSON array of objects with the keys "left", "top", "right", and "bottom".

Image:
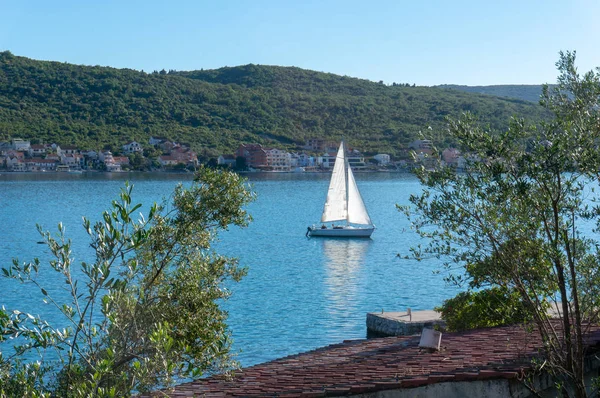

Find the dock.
[{"left": 366, "top": 310, "right": 445, "bottom": 337}]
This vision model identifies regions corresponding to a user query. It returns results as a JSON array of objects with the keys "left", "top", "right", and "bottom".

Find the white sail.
[
  {"left": 321, "top": 142, "right": 347, "bottom": 222},
  {"left": 347, "top": 165, "right": 372, "bottom": 225}
]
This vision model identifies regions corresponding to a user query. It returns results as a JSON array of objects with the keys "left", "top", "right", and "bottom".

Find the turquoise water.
[{"left": 0, "top": 172, "right": 461, "bottom": 366}]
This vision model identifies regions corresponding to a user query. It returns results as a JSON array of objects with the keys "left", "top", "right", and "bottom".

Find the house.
[
  {"left": 159, "top": 140, "right": 177, "bottom": 152},
  {"left": 61, "top": 154, "right": 84, "bottom": 169},
  {"left": 11, "top": 138, "right": 31, "bottom": 151},
  {"left": 319, "top": 148, "right": 366, "bottom": 170},
  {"left": 235, "top": 144, "right": 268, "bottom": 168},
  {"left": 217, "top": 154, "right": 236, "bottom": 167},
  {"left": 408, "top": 139, "right": 434, "bottom": 155},
  {"left": 100, "top": 151, "right": 121, "bottom": 171},
  {"left": 347, "top": 149, "right": 367, "bottom": 170},
  {"left": 113, "top": 156, "right": 130, "bottom": 166},
  {"left": 5, "top": 155, "right": 24, "bottom": 171},
  {"left": 264, "top": 148, "right": 291, "bottom": 171},
  {"left": 28, "top": 144, "right": 48, "bottom": 157},
  {"left": 169, "top": 147, "right": 198, "bottom": 166},
  {"left": 24, "top": 158, "right": 58, "bottom": 171},
  {"left": 374, "top": 154, "right": 391, "bottom": 165},
  {"left": 122, "top": 141, "right": 143, "bottom": 154},
  {"left": 60, "top": 145, "right": 79, "bottom": 156},
  {"left": 8, "top": 159, "right": 26, "bottom": 172},
  {"left": 140, "top": 322, "right": 600, "bottom": 398},
  {"left": 158, "top": 155, "right": 180, "bottom": 167}
]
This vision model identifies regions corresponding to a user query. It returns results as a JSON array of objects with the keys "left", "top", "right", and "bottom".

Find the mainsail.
[
  {"left": 321, "top": 141, "right": 347, "bottom": 222},
  {"left": 320, "top": 141, "right": 372, "bottom": 226}
]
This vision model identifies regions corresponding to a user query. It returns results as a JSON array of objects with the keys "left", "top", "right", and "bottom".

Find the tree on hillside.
[
  {"left": 401, "top": 51, "right": 600, "bottom": 397},
  {"left": 0, "top": 167, "right": 254, "bottom": 397}
]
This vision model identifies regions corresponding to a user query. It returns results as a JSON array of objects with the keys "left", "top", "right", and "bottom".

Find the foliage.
[
  {"left": 435, "top": 287, "right": 533, "bottom": 332},
  {"left": 0, "top": 167, "right": 254, "bottom": 397},
  {"left": 401, "top": 51, "right": 600, "bottom": 397},
  {"left": 0, "top": 52, "right": 550, "bottom": 157}
]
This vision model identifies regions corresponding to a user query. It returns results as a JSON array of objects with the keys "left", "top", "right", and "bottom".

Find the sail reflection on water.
[{"left": 321, "top": 239, "right": 371, "bottom": 337}]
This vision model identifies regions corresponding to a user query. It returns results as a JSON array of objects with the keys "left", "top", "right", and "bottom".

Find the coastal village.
[{"left": 0, "top": 136, "right": 466, "bottom": 172}]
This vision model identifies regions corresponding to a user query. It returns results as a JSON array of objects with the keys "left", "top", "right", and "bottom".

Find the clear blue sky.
[{"left": 1, "top": 0, "right": 599, "bottom": 86}]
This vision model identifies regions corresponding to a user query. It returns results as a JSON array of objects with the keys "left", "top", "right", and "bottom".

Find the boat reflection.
[{"left": 321, "top": 239, "right": 371, "bottom": 336}]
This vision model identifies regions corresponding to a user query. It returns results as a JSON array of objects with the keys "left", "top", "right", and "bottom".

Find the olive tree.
[
  {"left": 0, "top": 167, "right": 254, "bottom": 397},
  {"left": 401, "top": 52, "right": 600, "bottom": 397}
]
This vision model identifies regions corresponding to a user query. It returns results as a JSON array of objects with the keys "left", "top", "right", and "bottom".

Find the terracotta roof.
[{"left": 143, "top": 323, "right": 600, "bottom": 397}]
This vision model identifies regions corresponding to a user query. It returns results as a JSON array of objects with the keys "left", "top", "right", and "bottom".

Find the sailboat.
[{"left": 307, "top": 141, "right": 375, "bottom": 238}]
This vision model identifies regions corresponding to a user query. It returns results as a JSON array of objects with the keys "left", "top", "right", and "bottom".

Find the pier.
[{"left": 366, "top": 309, "right": 445, "bottom": 337}]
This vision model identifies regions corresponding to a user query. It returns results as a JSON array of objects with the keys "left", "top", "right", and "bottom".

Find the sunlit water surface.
[{"left": 0, "top": 172, "right": 461, "bottom": 366}]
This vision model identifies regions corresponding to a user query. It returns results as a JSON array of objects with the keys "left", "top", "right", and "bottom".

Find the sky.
[{"left": 1, "top": 0, "right": 599, "bottom": 86}]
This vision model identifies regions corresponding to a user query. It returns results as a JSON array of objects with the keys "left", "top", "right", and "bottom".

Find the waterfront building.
[
  {"left": 158, "top": 155, "right": 180, "bottom": 167},
  {"left": 264, "top": 148, "right": 292, "bottom": 171},
  {"left": 61, "top": 154, "right": 84, "bottom": 169},
  {"left": 236, "top": 144, "right": 268, "bottom": 168},
  {"left": 319, "top": 148, "right": 366, "bottom": 170},
  {"left": 24, "top": 158, "right": 58, "bottom": 171}
]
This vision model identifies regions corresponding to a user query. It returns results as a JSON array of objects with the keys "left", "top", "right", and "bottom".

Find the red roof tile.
[{"left": 141, "top": 323, "right": 600, "bottom": 397}]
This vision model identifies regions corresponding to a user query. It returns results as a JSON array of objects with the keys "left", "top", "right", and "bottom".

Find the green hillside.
[{"left": 0, "top": 51, "right": 550, "bottom": 158}]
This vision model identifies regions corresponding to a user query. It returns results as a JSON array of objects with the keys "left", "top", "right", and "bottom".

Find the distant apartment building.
[
  {"left": 265, "top": 148, "right": 292, "bottom": 171},
  {"left": 236, "top": 144, "right": 268, "bottom": 168}
]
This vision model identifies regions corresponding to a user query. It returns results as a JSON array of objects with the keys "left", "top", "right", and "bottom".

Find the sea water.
[{"left": 0, "top": 172, "right": 461, "bottom": 366}]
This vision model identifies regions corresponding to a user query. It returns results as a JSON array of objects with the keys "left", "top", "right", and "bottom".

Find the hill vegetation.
[{"left": 0, "top": 51, "right": 550, "bottom": 158}]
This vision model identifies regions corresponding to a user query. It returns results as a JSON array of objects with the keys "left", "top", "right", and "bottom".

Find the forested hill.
[
  {"left": 0, "top": 51, "right": 549, "bottom": 157},
  {"left": 437, "top": 84, "right": 549, "bottom": 103}
]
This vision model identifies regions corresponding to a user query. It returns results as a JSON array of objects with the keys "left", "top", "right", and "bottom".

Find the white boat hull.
[{"left": 307, "top": 226, "right": 374, "bottom": 238}]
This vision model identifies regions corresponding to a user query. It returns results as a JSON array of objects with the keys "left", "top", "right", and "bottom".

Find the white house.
[
  {"left": 217, "top": 154, "right": 236, "bottom": 167},
  {"left": 374, "top": 154, "right": 391, "bottom": 165},
  {"left": 28, "top": 144, "right": 48, "bottom": 157},
  {"left": 158, "top": 155, "right": 181, "bottom": 167},
  {"left": 122, "top": 141, "right": 143, "bottom": 154},
  {"left": 11, "top": 138, "right": 31, "bottom": 151}
]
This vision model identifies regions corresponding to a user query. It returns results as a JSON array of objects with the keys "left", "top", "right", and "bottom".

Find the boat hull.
[{"left": 307, "top": 226, "right": 374, "bottom": 238}]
